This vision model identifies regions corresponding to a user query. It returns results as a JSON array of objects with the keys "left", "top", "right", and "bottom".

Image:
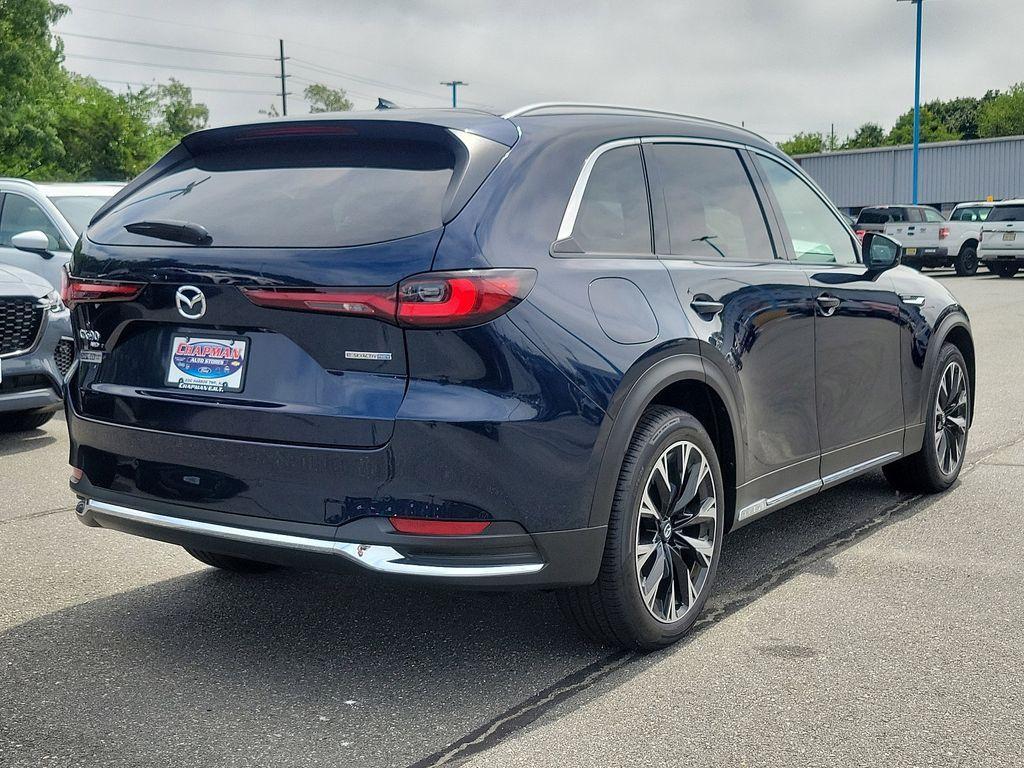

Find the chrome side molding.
[
  {"left": 736, "top": 451, "right": 902, "bottom": 524},
  {"left": 82, "top": 499, "right": 545, "bottom": 578}
]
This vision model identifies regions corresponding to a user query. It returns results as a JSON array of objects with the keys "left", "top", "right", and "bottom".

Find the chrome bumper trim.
[{"left": 82, "top": 499, "right": 545, "bottom": 578}]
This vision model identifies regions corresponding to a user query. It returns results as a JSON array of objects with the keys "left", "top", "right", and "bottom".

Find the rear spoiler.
[{"left": 89, "top": 116, "right": 518, "bottom": 230}]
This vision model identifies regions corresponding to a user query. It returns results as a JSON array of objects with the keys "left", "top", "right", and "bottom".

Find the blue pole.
[{"left": 912, "top": 0, "right": 923, "bottom": 204}]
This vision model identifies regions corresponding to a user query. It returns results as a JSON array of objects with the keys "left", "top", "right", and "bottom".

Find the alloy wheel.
[
  {"left": 934, "top": 360, "right": 968, "bottom": 476},
  {"left": 635, "top": 441, "right": 718, "bottom": 623}
]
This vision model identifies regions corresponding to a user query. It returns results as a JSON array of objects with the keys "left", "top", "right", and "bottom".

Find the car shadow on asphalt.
[
  {"left": 0, "top": 429, "right": 57, "bottom": 457},
  {"left": 0, "top": 472, "right": 908, "bottom": 767}
]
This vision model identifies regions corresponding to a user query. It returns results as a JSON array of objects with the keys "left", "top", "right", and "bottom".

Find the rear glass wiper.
[{"left": 124, "top": 219, "right": 212, "bottom": 245}]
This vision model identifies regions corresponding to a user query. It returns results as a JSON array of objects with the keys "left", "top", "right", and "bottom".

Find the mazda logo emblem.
[{"left": 175, "top": 286, "right": 207, "bottom": 319}]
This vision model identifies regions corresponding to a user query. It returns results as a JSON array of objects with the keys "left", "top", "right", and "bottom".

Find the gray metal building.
[{"left": 793, "top": 135, "right": 1024, "bottom": 214}]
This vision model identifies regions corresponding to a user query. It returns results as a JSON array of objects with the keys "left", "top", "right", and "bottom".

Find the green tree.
[
  {"left": 0, "top": 0, "right": 69, "bottom": 176},
  {"left": 777, "top": 132, "right": 825, "bottom": 156},
  {"left": 151, "top": 78, "right": 209, "bottom": 137},
  {"left": 303, "top": 83, "right": 352, "bottom": 113},
  {"left": 978, "top": 83, "right": 1024, "bottom": 138},
  {"left": 885, "top": 106, "right": 960, "bottom": 146},
  {"left": 843, "top": 123, "right": 885, "bottom": 149}
]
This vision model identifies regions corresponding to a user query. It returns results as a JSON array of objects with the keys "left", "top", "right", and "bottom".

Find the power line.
[
  {"left": 96, "top": 78, "right": 281, "bottom": 96},
  {"left": 61, "top": 4, "right": 480, "bottom": 86},
  {"left": 58, "top": 32, "right": 276, "bottom": 60},
  {"left": 290, "top": 58, "right": 448, "bottom": 103},
  {"left": 63, "top": 52, "right": 277, "bottom": 79}
]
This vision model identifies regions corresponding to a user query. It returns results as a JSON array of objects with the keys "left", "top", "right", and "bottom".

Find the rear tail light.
[
  {"left": 939, "top": 226, "right": 950, "bottom": 240},
  {"left": 241, "top": 269, "right": 536, "bottom": 329},
  {"left": 389, "top": 517, "right": 491, "bottom": 535},
  {"left": 61, "top": 271, "right": 144, "bottom": 308},
  {"left": 238, "top": 286, "right": 396, "bottom": 321}
]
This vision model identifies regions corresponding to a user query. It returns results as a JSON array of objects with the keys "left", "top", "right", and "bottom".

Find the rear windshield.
[
  {"left": 856, "top": 208, "right": 902, "bottom": 224},
  {"left": 95, "top": 139, "right": 455, "bottom": 248},
  {"left": 988, "top": 205, "right": 1024, "bottom": 222},
  {"left": 48, "top": 195, "right": 112, "bottom": 235},
  {"left": 950, "top": 206, "right": 991, "bottom": 222}
]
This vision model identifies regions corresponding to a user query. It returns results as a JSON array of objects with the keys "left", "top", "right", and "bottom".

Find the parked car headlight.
[{"left": 39, "top": 290, "right": 65, "bottom": 313}]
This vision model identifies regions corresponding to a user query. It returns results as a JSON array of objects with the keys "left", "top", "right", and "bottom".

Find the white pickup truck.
[
  {"left": 979, "top": 199, "right": 1024, "bottom": 278},
  {"left": 876, "top": 202, "right": 994, "bottom": 276}
]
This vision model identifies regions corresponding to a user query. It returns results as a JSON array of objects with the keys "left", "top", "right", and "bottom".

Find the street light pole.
[
  {"left": 912, "top": 0, "right": 923, "bottom": 204},
  {"left": 898, "top": 0, "right": 925, "bottom": 203}
]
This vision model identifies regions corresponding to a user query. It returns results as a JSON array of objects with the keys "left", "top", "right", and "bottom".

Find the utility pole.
[
  {"left": 441, "top": 80, "right": 467, "bottom": 108},
  {"left": 278, "top": 39, "right": 289, "bottom": 116}
]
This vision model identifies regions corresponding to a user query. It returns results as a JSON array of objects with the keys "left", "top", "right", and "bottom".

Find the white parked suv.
[
  {"left": 879, "top": 202, "right": 992, "bottom": 276},
  {"left": 979, "top": 199, "right": 1024, "bottom": 278},
  {"left": 0, "top": 179, "right": 122, "bottom": 289}
]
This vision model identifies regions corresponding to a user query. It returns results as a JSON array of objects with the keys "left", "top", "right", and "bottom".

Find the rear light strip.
[
  {"left": 61, "top": 272, "right": 144, "bottom": 308},
  {"left": 60, "top": 268, "right": 536, "bottom": 331},
  {"left": 242, "top": 269, "right": 536, "bottom": 329}
]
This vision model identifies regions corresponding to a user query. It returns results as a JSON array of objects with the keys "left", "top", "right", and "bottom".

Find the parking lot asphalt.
[{"left": 1, "top": 270, "right": 1022, "bottom": 768}]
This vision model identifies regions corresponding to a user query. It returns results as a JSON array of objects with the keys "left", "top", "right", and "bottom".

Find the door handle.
[
  {"left": 816, "top": 294, "right": 841, "bottom": 317},
  {"left": 690, "top": 296, "right": 725, "bottom": 317}
]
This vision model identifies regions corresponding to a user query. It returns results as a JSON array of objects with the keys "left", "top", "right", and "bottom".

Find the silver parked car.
[
  {"left": 0, "top": 264, "right": 73, "bottom": 432},
  {"left": 0, "top": 179, "right": 122, "bottom": 289}
]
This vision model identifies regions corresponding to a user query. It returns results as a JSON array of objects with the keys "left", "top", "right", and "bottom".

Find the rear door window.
[
  {"left": 856, "top": 209, "right": 889, "bottom": 225},
  {"left": 923, "top": 208, "right": 945, "bottom": 222},
  {"left": 93, "top": 139, "right": 456, "bottom": 248},
  {"left": 571, "top": 145, "right": 652, "bottom": 254},
  {"left": 648, "top": 143, "right": 773, "bottom": 261}
]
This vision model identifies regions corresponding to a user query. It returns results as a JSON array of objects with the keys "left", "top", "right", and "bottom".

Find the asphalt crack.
[{"left": 408, "top": 432, "right": 1024, "bottom": 768}]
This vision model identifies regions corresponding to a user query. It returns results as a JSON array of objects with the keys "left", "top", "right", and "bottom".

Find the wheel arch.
[
  {"left": 587, "top": 351, "right": 745, "bottom": 533},
  {"left": 926, "top": 310, "right": 975, "bottom": 425}
]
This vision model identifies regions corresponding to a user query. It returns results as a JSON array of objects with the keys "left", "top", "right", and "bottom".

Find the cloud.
[{"left": 56, "top": 0, "right": 1024, "bottom": 142}]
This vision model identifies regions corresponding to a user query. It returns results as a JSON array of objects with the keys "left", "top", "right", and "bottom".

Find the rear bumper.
[
  {"left": 901, "top": 246, "right": 949, "bottom": 266},
  {"left": 980, "top": 253, "right": 1024, "bottom": 265},
  {"left": 73, "top": 490, "right": 606, "bottom": 588}
]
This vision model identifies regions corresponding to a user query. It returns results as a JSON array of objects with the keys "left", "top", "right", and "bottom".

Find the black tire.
[
  {"left": 184, "top": 547, "right": 281, "bottom": 573},
  {"left": 883, "top": 343, "right": 970, "bottom": 494},
  {"left": 992, "top": 264, "right": 1019, "bottom": 278},
  {"left": 953, "top": 244, "right": 979, "bottom": 276},
  {"left": 0, "top": 408, "right": 55, "bottom": 433},
  {"left": 557, "top": 406, "right": 725, "bottom": 650}
]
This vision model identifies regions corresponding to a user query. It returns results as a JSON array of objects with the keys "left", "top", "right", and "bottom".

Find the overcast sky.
[{"left": 54, "top": 0, "right": 1024, "bottom": 143}]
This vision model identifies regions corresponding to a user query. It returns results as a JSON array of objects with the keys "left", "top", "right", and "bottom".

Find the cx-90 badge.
[{"left": 175, "top": 286, "right": 207, "bottom": 319}]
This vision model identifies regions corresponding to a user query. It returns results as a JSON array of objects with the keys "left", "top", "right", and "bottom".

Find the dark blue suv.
[{"left": 66, "top": 104, "right": 974, "bottom": 648}]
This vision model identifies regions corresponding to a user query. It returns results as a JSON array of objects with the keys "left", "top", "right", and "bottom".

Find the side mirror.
[
  {"left": 11, "top": 230, "right": 53, "bottom": 257},
  {"left": 862, "top": 232, "right": 901, "bottom": 271}
]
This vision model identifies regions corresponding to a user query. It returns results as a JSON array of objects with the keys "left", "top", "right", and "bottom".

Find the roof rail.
[{"left": 501, "top": 102, "right": 769, "bottom": 143}]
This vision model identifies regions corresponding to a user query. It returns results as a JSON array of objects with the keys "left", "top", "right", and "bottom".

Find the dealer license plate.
[{"left": 166, "top": 335, "right": 248, "bottom": 393}]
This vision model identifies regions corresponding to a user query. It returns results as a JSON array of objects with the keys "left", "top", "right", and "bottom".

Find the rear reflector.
[
  {"left": 241, "top": 269, "right": 535, "bottom": 330},
  {"left": 389, "top": 517, "right": 491, "bottom": 535},
  {"left": 70, "top": 467, "right": 84, "bottom": 483},
  {"left": 61, "top": 271, "right": 144, "bottom": 308}
]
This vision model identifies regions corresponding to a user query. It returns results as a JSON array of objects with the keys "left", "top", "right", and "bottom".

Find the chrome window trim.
[
  {"left": 557, "top": 135, "right": 858, "bottom": 259},
  {"left": 555, "top": 138, "right": 641, "bottom": 241}
]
